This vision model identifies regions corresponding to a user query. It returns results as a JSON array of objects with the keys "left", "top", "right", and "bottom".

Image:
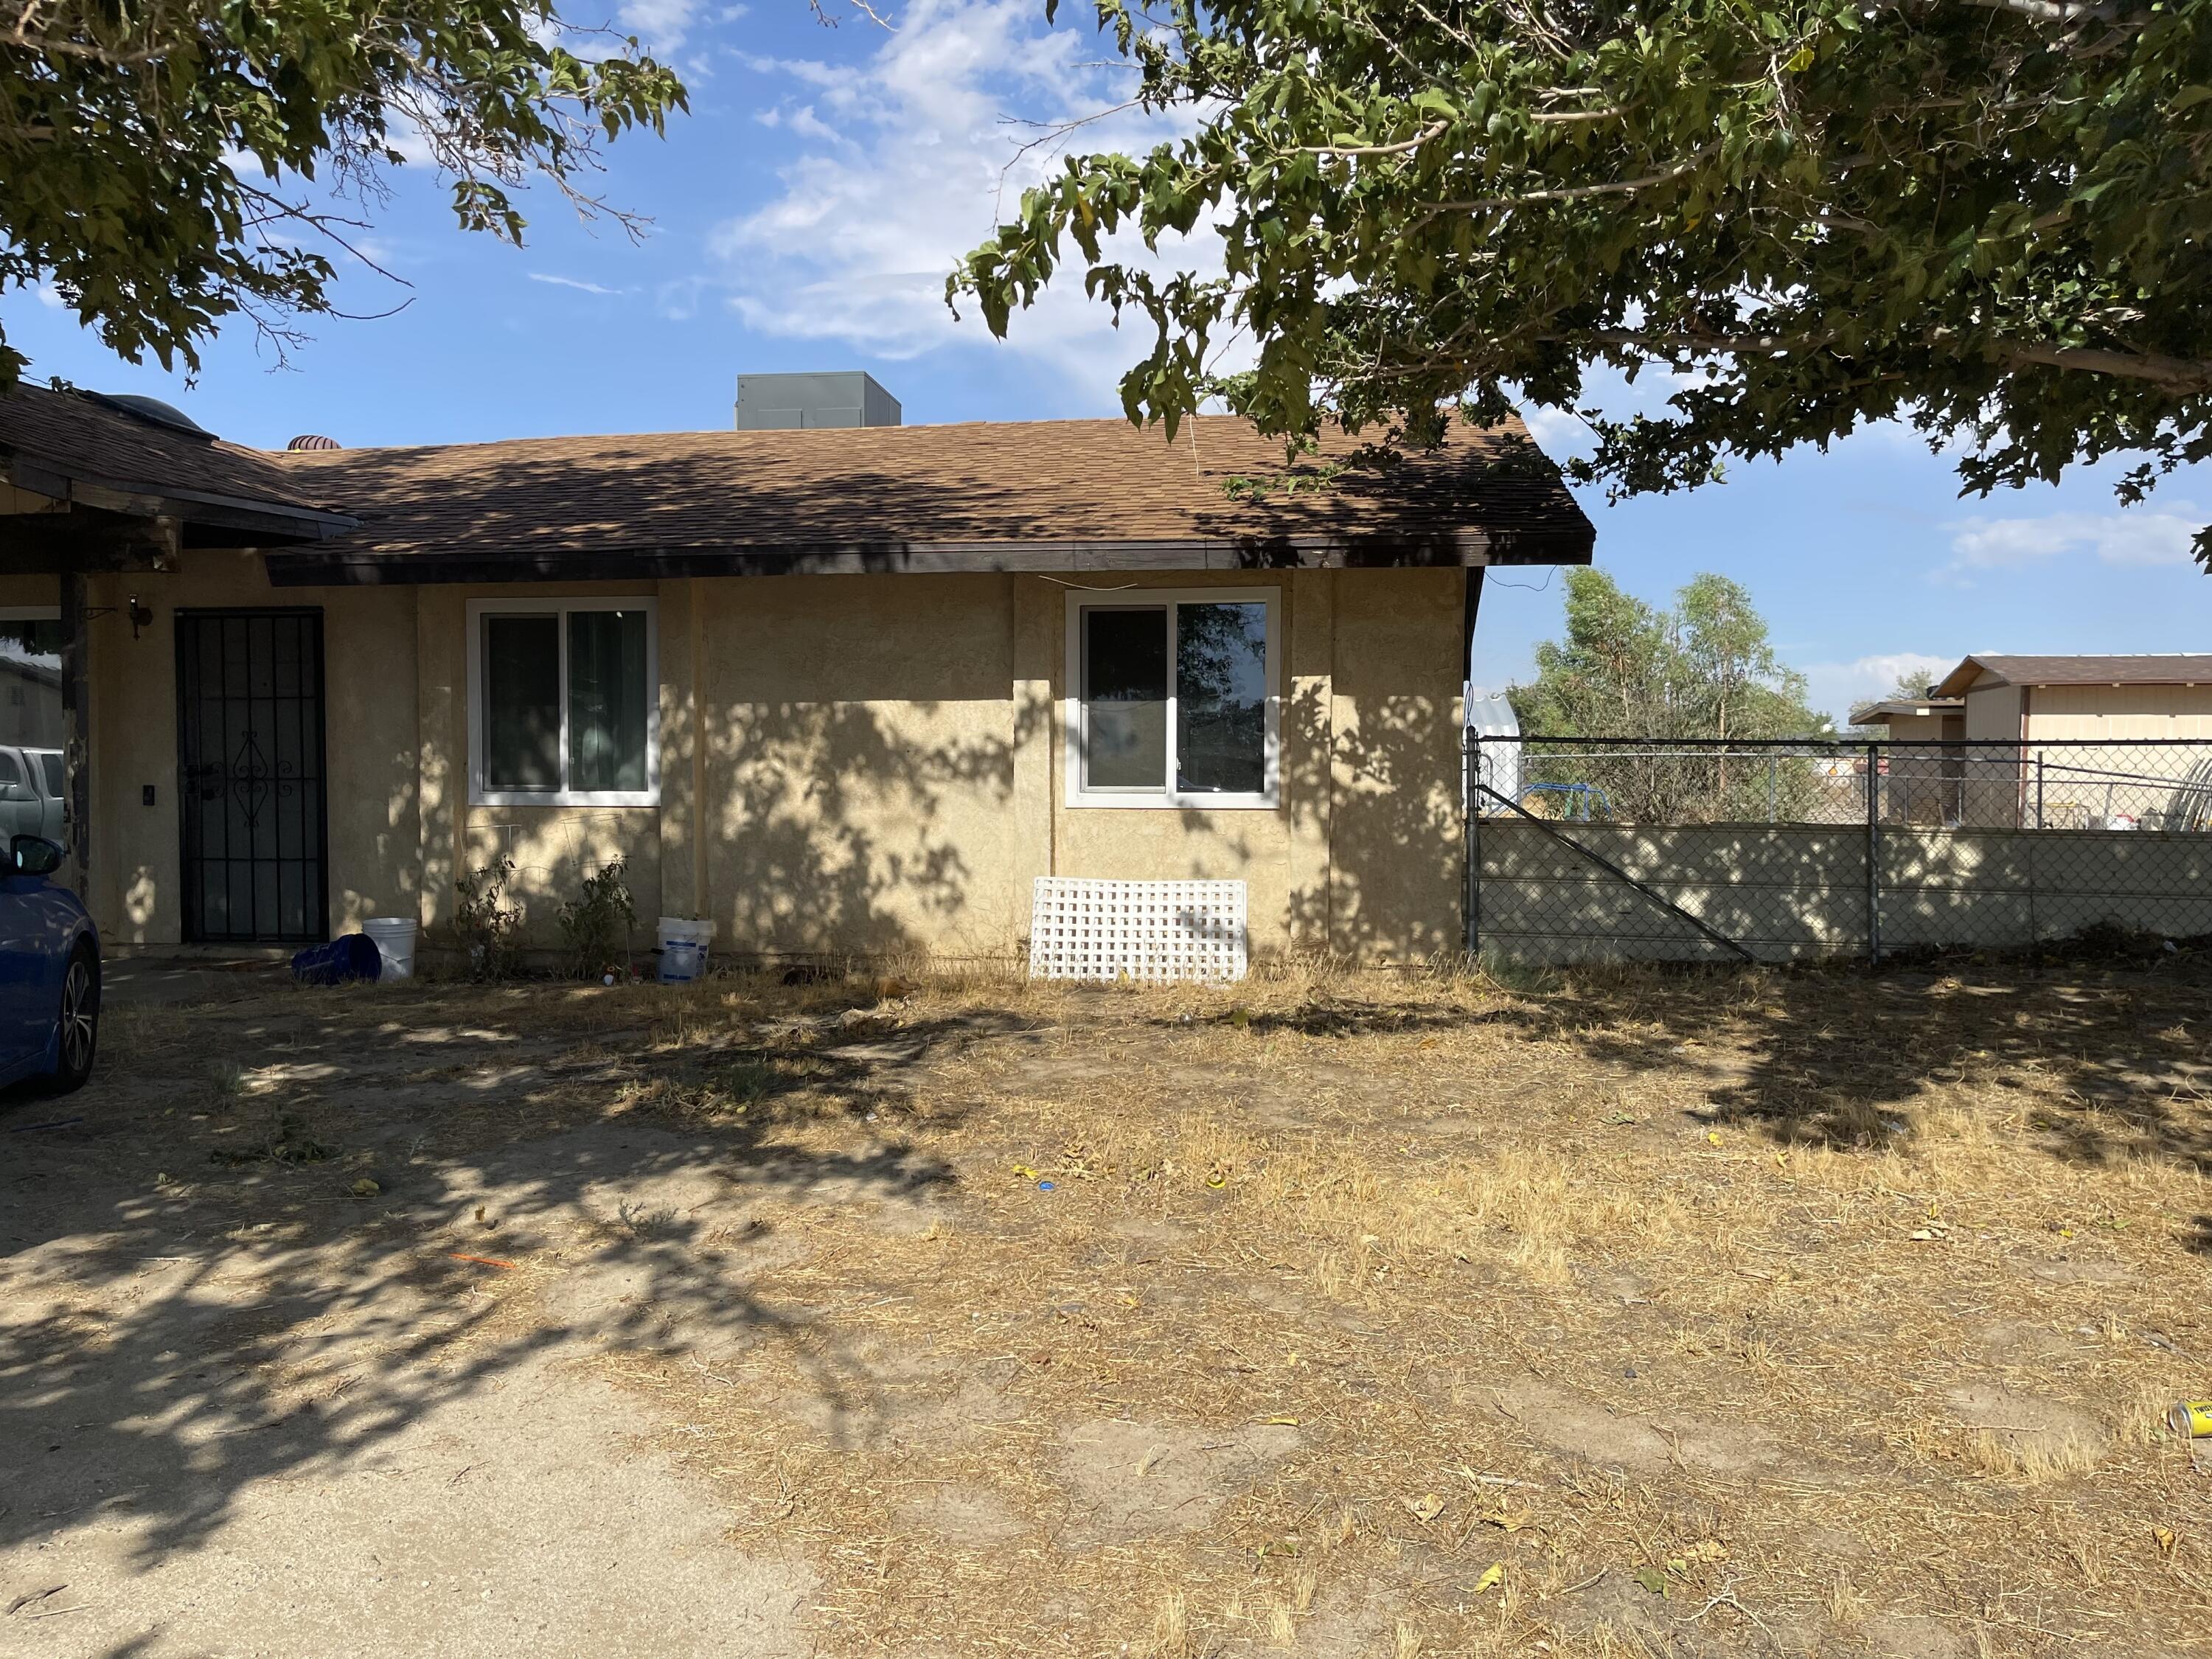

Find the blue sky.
[{"left": 8, "top": 0, "right": 2208, "bottom": 723}]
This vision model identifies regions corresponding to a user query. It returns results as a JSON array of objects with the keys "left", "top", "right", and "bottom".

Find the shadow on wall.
[
  {"left": 1476, "top": 819, "right": 2212, "bottom": 964},
  {"left": 462, "top": 810, "right": 664, "bottom": 947},
  {"left": 0, "top": 985, "right": 1032, "bottom": 1570},
  {"left": 1276, "top": 678, "right": 1462, "bottom": 959},
  {"left": 690, "top": 666, "right": 1464, "bottom": 961},
  {"left": 706, "top": 698, "right": 1036, "bottom": 959}
]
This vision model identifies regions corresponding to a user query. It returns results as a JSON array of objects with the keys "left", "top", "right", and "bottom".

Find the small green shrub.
[
  {"left": 454, "top": 855, "right": 523, "bottom": 981},
  {"left": 559, "top": 856, "right": 637, "bottom": 979}
]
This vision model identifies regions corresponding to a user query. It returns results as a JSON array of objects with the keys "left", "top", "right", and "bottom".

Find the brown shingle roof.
[
  {"left": 1938, "top": 654, "right": 2212, "bottom": 695},
  {"left": 265, "top": 414, "right": 1593, "bottom": 580},
  {"left": 0, "top": 385, "right": 347, "bottom": 526}
]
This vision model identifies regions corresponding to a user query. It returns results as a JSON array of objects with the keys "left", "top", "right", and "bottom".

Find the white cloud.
[
  {"left": 619, "top": 0, "right": 706, "bottom": 52},
  {"left": 1800, "top": 650, "right": 1957, "bottom": 726},
  {"left": 711, "top": 0, "right": 1227, "bottom": 406},
  {"left": 1941, "top": 507, "right": 2199, "bottom": 580},
  {"left": 529, "top": 272, "right": 625, "bottom": 296}
]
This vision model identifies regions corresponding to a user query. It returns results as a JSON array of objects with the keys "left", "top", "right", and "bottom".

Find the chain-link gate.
[{"left": 1466, "top": 734, "right": 2212, "bottom": 964}]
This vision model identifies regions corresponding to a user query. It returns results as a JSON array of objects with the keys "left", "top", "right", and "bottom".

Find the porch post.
[{"left": 59, "top": 568, "right": 90, "bottom": 896}]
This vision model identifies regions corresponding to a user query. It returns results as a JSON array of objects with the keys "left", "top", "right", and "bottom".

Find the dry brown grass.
[{"left": 83, "top": 956, "right": 2212, "bottom": 1655}]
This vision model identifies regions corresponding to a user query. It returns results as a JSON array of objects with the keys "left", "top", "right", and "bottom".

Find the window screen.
[{"left": 482, "top": 614, "right": 561, "bottom": 791}]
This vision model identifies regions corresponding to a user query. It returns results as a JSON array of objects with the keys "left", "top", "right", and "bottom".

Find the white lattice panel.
[{"left": 1029, "top": 877, "right": 1248, "bottom": 984}]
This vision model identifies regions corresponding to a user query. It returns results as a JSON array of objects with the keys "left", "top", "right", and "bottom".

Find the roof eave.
[
  {"left": 263, "top": 526, "right": 1596, "bottom": 586},
  {"left": 4, "top": 450, "right": 359, "bottom": 546}
]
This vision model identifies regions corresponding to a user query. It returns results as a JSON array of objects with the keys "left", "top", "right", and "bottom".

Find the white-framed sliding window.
[
  {"left": 1063, "top": 586, "right": 1281, "bottom": 810},
  {"left": 466, "top": 597, "right": 659, "bottom": 807}
]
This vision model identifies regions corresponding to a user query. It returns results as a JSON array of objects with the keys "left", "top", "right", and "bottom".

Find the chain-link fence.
[{"left": 1467, "top": 735, "right": 2212, "bottom": 964}]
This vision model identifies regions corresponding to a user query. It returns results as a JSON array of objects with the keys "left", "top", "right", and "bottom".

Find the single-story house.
[
  {"left": 1931, "top": 653, "right": 2212, "bottom": 742},
  {"left": 0, "top": 379, "right": 1594, "bottom": 962},
  {"left": 1847, "top": 691, "right": 1964, "bottom": 743},
  {"left": 1851, "top": 653, "right": 2212, "bottom": 830}
]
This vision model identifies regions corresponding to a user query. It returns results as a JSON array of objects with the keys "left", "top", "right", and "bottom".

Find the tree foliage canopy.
[
  {"left": 1, "top": 0, "right": 687, "bottom": 386},
  {"left": 1507, "top": 568, "right": 1829, "bottom": 820},
  {"left": 1512, "top": 568, "right": 1823, "bottom": 741},
  {"left": 951, "top": 0, "right": 2212, "bottom": 567}
]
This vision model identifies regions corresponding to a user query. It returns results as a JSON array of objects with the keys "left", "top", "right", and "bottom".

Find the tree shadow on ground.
[
  {"left": 0, "top": 984, "right": 1032, "bottom": 1570},
  {"left": 1163, "top": 996, "right": 1541, "bottom": 1040},
  {"left": 1536, "top": 960, "right": 2212, "bottom": 1181}
]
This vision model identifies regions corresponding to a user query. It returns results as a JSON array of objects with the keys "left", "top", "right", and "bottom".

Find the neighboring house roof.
[
  {"left": 1848, "top": 695, "right": 1964, "bottom": 725},
  {"left": 1935, "top": 654, "right": 2212, "bottom": 696},
  {"left": 0, "top": 386, "right": 358, "bottom": 544},
  {"left": 263, "top": 414, "right": 1595, "bottom": 584},
  {"left": 0, "top": 650, "right": 61, "bottom": 691}
]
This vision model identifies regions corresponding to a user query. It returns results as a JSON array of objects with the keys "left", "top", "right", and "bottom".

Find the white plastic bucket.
[
  {"left": 657, "top": 917, "right": 713, "bottom": 984},
  {"left": 363, "top": 916, "right": 419, "bottom": 981}
]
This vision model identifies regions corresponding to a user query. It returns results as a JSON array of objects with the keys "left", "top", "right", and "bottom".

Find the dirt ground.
[{"left": 4, "top": 956, "right": 2211, "bottom": 1658}]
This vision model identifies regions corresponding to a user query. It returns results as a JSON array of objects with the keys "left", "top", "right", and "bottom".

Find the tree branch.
[
  {"left": 1954, "top": 0, "right": 2124, "bottom": 24},
  {"left": 1574, "top": 327, "right": 2212, "bottom": 393},
  {"left": 1300, "top": 118, "right": 1448, "bottom": 156},
  {"left": 1999, "top": 341, "right": 2212, "bottom": 391},
  {"left": 1435, "top": 150, "right": 1714, "bottom": 215}
]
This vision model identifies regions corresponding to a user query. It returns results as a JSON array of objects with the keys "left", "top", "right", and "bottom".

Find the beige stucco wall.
[{"left": 69, "top": 557, "right": 1472, "bottom": 961}]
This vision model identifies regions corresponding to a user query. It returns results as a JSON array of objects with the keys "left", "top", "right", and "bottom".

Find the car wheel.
[{"left": 49, "top": 945, "right": 100, "bottom": 1093}]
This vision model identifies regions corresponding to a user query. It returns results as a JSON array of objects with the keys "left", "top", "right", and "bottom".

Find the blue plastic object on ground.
[{"left": 292, "top": 933, "right": 383, "bottom": 986}]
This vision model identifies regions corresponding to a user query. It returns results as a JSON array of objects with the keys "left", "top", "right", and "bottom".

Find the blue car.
[{"left": 1, "top": 835, "right": 100, "bottom": 1093}]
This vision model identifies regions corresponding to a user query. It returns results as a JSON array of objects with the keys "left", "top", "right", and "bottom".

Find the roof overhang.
[
  {"left": 1848, "top": 696, "right": 1965, "bottom": 725},
  {"left": 262, "top": 528, "right": 1592, "bottom": 586},
  {"left": 1, "top": 449, "right": 360, "bottom": 575}
]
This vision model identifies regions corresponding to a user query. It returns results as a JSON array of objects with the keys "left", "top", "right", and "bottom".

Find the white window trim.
[
  {"left": 1063, "top": 585, "right": 1281, "bottom": 810},
  {"left": 467, "top": 597, "right": 660, "bottom": 807}
]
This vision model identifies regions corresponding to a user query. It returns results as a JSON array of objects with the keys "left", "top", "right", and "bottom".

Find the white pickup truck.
[{"left": 0, "top": 744, "right": 65, "bottom": 843}]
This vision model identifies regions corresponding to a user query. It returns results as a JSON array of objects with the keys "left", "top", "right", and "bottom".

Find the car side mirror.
[{"left": 10, "top": 835, "right": 64, "bottom": 876}]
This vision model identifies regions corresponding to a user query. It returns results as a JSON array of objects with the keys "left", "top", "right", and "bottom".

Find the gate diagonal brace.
[{"left": 1475, "top": 785, "right": 1756, "bottom": 964}]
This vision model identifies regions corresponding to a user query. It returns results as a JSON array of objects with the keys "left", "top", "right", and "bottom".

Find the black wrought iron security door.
[{"left": 176, "top": 610, "right": 329, "bottom": 942}]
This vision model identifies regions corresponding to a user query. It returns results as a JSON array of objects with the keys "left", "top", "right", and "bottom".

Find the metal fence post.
[
  {"left": 1464, "top": 730, "right": 1481, "bottom": 959},
  {"left": 1865, "top": 741, "right": 1882, "bottom": 964}
]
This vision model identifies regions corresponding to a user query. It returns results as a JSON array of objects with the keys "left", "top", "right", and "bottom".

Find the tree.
[
  {"left": 1, "top": 0, "right": 688, "bottom": 386},
  {"left": 1508, "top": 568, "right": 1827, "bottom": 818},
  {"left": 950, "top": 0, "right": 2212, "bottom": 568}
]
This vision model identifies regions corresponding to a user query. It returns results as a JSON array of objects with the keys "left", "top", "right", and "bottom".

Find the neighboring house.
[
  {"left": 1852, "top": 654, "right": 2212, "bottom": 829},
  {"left": 0, "top": 379, "right": 1595, "bottom": 959},
  {"left": 1846, "top": 690, "right": 1964, "bottom": 743},
  {"left": 0, "top": 639, "right": 60, "bottom": 748},
  {"left": 1931, "top": 653, "right": 2212, "bottom": 743}
]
